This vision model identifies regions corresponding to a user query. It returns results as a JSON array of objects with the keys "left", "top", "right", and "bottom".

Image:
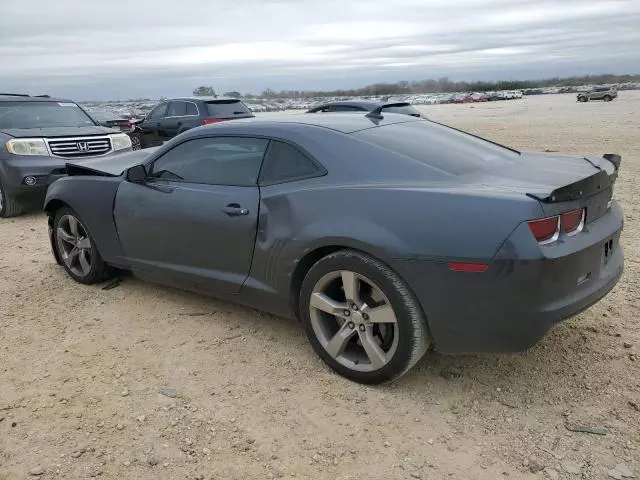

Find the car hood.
[
  {"left": 66, "top": 147, "right": 160, "bottom": 177},
  {"left": 2, "top": 126, "right": 119, "bottom": 138}
]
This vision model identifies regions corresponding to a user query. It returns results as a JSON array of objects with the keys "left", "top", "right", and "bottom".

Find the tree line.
[{"left": 192, "top": 73, "right": 640, "bottom": 100}]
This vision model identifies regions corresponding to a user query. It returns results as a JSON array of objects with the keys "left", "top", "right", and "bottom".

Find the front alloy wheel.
[
  {"left": 53, "top": 208, "right": 113, "bottom": 284},
  {"left": 56, "top": 214, "right": 94, "bottom": 277}
]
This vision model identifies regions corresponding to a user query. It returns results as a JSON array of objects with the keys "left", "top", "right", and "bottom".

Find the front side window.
[
  {"left": 147, "top": 103, "right": 168, "bottom": 120},
  {"left": 148, "top": 137, "right": 268, "bottom": 186},
  {"left": 167, "top": 101, "right": 187, "bottom": 117},
  {"left": 260, "top": 141, "right": 322, "bottom": 185}
]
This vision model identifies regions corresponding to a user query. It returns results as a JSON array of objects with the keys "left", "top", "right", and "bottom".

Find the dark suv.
[
  {"left": 131, "top": 97, "right": 254, "bottom": 149},
  {"left": 0, "top": 94, "right": 132, "bottom": 217}
]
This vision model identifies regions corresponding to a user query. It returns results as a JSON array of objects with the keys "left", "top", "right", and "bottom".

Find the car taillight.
[
  {"left": 527, "top": 216, "right": 560, "bottom": 244},
  {"left": 203, "top": 118, "right": 225, "bottom": 125},
  {"left": 562, "top": 208, "right": 585, "bottom": 235}
]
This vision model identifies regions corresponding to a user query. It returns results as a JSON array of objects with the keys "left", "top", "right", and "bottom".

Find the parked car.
[
  {"left": 307, "top": 100, "right": 425, "bottom": 118},
  {"left": 87, "top": 110, "right": 143, "bottom": 147},
  {"left": 44, "top": 112, "right": 624, "bottom": 384},
  {"left": 453, "top": 93, "right": 474, "bottom": 104},
  {"left": 0, "top": 93, "right": 132, "bottom": 217},
  {"left": 577, "top": 87, "right": 617, "bottom": 102},
  {"left": 130, "top": 97, "right": 254, "bottom": 149}
]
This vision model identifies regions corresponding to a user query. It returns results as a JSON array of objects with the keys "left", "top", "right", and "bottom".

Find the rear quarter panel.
[
  {"left": 45, "top": 176, "right": 127, "bottom": 267},
  {"left": 248, "top": 179, "right": 543, "bottom": 318}
]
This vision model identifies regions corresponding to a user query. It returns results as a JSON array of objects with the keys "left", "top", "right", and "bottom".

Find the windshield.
[{"left": 0, "top": 101, "right": 97, "bottom": 129}]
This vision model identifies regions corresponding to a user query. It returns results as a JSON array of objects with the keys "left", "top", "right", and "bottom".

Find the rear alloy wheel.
[
  {"left": 53, "top": 208, "right": 113, "bottom": 284},
  {"left": 300, "top": 250, "right": 430, "bottom": 384},
  {"left": 0, "top": 175, "right": 24, "bottom": 218},
  {"left": 578, "top": 96, "right": 588, "bottom": 102},
  {"left": 603, "top": 95, "right": 612, "bottom": 102}
]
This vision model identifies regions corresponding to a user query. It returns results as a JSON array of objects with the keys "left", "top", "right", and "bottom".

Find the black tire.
[
  {"left": 52, "top": 207, "right": 114, "bottom": 284},
  {"left": 603, "top": 95, "right": 612, "bottom": 102},
  {"left": 578, "top": 96, "right": 588, "bottom": 102},
  {"left": 0, "top": 175, "right": 24, "bottom": 218},
  {"left": 299, "top": 249, "right": 430, "bottom": 384},
  {"left": 130, "top": 133, "right": 143, "bottom": 150}
]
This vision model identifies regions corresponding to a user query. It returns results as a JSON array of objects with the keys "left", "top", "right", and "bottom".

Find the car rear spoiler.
[
  {"left": 527, "top": 154, "right": 621, "bottom": 203},
  {"left": 603, "top": 153, "right": 621, "bottom": 170}
]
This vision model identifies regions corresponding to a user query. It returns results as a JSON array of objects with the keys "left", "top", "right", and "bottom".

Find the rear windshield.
[
  {"left": 354, "top": 121, "right": 520, "bottom": 176},
  {"left": 0, "top": 101, "right": 97, "bottom": 129},
  {"left": 206, "top": 100, "right": 252, "bottom": 118},
  {"left": 381, "top": 104, "right": 422, "bottom": 117}
]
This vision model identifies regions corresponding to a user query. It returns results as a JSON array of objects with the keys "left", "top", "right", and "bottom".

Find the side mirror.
[{"left": 126, "top": 164, "right": 147, "bottom": 183}]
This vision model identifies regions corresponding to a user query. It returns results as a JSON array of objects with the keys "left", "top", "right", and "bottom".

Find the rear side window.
[
  {"left": 167, "top": 101, "right": 187, "bottom": 117},
  {"left": 354, "top": 121, "right": 520, "bottom": 177},
  {"left": 381, "top": 104, "right": 422, "bottom": 117},
  {"left": 186, "top": 102, "right": 198, "bottom": 116},
  {"left": 260, "top": 141, "right": 323, "bottom": 185},
  {"left": 206, "top": 100, "right": 251, "bottom": 118}
]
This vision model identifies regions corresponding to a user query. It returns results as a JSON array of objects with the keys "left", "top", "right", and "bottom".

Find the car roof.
[
  {"left": 192, "top": 112, "right": 420, "bottom": 135},
  {"left": 167, "top": 96, "right": 243, "bottom": 103},
  {"left": 0, "top": 94, "right": 75, "bottom": 103},
  {"left": 311, "top": 99, "right": 387, "bottom": 110}
]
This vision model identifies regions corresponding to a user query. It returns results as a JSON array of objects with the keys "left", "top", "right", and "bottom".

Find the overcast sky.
[{"left": 1, "top": 0, "right": 638, "bottom": 100}]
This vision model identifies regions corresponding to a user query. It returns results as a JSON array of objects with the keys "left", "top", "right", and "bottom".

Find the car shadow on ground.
[{"left": 108, "top": 274, "right": 600, "bottom": 401}]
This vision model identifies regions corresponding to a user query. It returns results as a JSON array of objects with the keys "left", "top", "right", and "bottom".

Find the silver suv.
[{"left": 577, "top": 86, "right": 617, "bottom": 102}]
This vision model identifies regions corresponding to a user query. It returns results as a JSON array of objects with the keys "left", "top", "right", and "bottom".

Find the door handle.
[{"left": 222, "top": 204, "right": 249, "bottom": 216}]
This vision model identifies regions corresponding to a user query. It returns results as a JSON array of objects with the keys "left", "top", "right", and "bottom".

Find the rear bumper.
[{"left": 395, "top": 202, "right": 624, "bottom": 354}]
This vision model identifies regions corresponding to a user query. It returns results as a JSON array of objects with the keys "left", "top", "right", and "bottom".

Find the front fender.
[{"left": 44, "top": 176, "right": 128, "bottom": 267}]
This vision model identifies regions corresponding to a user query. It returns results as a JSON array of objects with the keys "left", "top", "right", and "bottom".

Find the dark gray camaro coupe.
[{"left": 43, "top": 112, "right": 624, "bottom": 384}]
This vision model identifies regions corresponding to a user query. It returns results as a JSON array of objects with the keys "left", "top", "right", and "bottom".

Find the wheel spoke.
[
  {"left": 325, "top": 322, "right": 356, "bottom": 359},
  {"left": 310, "top": 292, "right": 347, "bottom": 316},
  {"left": 67, "top": 247, "right": 80, "bottom": 265},
  {"left": 362, "top": 303, "right": 396, "bottom": 324},
  {"left": 79, "top": 250, "right": 91, "bottom": 275},
  {"left": 341, "top": 271, "right": 360, "bottom": 304},
  {"left": 67, "top": 216, "right": 79, "bottom": 236},
  {"left": 57, "top": 227, "right": 75, "bottom": 245},
  {"left": 358, "top": 327, "right": 387, "bottom": 369},
  {"left": 77, "top": 237, "right": 91, "bottom": 250}
]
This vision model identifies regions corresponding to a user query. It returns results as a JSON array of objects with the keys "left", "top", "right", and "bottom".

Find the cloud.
[{"left": 0, "top": 0, "right": 638, "bottom": 99}]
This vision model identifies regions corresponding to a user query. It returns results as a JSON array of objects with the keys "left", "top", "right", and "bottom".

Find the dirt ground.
[{"left": 1, "top": 93, "right": 638, "bottom": 480}]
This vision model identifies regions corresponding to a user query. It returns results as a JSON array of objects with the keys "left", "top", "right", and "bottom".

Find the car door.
[
  {"left": 140, "top": 102, "right": 168, "bottom": 146},
  {"left": 159, "top": 101, "right": 188, "bottom": 139},
  {"left": 113, "top": 135, "right": 269, "bottom": 294}
]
